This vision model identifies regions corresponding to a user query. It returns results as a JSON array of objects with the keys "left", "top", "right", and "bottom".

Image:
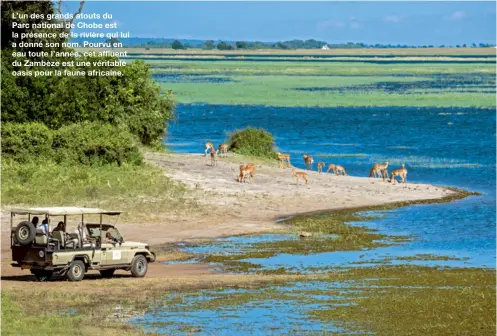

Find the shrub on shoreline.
[{"left": 227, "top": 127, "right": 277, "bottom": 159}]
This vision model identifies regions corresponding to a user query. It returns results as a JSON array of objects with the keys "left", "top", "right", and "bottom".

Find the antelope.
[
  {"left": 317, "top": 162, "right": 325, "bottom": 173},
  {"left": 292, "top": 168, "right": 308, "bottom": 185},
  {"left": 218, "top": 144, "right": 228, "bottom": 157},
  {"left": 389, "top": 164, "right": 408, "bottom": 184},
  {"left": 204, "top": 142, "right": 215, "bottom": 156},
  {"left": 303, "top": 154, "right": 313, "bottom": 170},
  {"left": 334, "top": 165, "right": 347, "bottom": 176},
  {"left": 327, "top": 164, "right": 336, "bottom": 175},
  {"left": 238, "top": 163, "right": 255, "bottom": 183},
  {"left": 277, "top": 152, "right": 291, "bottom": 168},
  {"left": 369, "top": 162, "right": 389, "bottom": 181},
  {"left": 210, "top": 149, "right": 219, "bottom": 167}
]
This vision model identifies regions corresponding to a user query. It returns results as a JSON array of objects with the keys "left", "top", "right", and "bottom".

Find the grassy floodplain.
[{"left": 99, "top": 47, "right": 497, "bottom": 108}]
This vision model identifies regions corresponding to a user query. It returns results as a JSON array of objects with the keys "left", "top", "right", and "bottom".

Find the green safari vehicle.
[{"left": 10, "top": 207, "right": 156, "bottom": 282}]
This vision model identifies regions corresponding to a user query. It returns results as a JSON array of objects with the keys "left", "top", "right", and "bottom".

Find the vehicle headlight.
[{"left": 39, "top": 250, "right": 45, "bottom": 258}]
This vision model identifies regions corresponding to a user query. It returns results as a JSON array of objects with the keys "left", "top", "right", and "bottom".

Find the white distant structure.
[{"left": 321, "top": 44, "right": 330, "bottom": 50}]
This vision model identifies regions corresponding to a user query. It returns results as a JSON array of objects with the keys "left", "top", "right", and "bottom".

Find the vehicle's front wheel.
[
  {"left": 67, "top": 260, "right": 85, "bottom": 282},
  {"left": 130, "top": 255, "right": 148, "bottom": 277},
  {"left": 99, "top": 269, "right": 115, "bottom": 278},
  {"left": 31, "top": 269, "right": 53, "bottom": 282}
]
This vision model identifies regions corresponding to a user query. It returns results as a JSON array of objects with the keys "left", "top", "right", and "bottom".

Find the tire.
[
  {"left": 67, "top": 260, "right": 85, "bottom": 282},
  {"left": 31, "top": 269, "right": 53, "bottom": 282},
  {"left": 130, "top": 255, "right": 148, "bottom": 277},
  {"left": 15, "top": 221, "right": 36, "bottom": 246},
  {"left": 99, "top": 269, "right": 115, "bottom": 278}
]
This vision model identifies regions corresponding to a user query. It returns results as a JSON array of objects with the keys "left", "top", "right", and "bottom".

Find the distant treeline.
[{"left": 111, "top": 37, "right": 496, "bottom": 50}]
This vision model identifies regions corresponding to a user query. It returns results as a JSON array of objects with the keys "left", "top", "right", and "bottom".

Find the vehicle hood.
[{"left": 121, "top": 241, "right": 149, "bottom": 248}]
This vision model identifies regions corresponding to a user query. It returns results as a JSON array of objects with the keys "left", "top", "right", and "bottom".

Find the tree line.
[{"left": 126, "top": 38, "right": 496, "bottom": 50}]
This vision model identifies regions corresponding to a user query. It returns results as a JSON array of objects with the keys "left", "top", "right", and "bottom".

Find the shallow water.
[
  {"left": 131, "top": 281, "right": 371, "bottom": 335},
  {"left": 135, "top": 95, "right": 495, "bottom": 334}
]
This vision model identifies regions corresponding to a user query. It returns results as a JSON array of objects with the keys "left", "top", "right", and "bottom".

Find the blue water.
[
  {"left": 136, "top": 104, "right": 495, "bottom": 334},
  {"left": 164, "top": 104, "right": 495, "bottom": 268}
]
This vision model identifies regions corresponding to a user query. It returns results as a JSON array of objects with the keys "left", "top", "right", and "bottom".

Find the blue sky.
[{"left": 68, "top": 1, "right": 496, "bottom": 45}]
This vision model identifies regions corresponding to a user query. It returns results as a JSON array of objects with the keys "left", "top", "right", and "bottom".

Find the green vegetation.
[
  {"left": 192, "top": 188, "right": 476, "bottom": 273},
  {"left": 310, "top": 266, "right": 496, "bottom": 335},
  {"left": 147, "top": 60, "right": 496, "bottom": 107},
  {"left": 198, "top": 211, "right": 409, "bottom": 273},
  {"left": 2, "top": 122, "right": 142, "bottom": 165},
  {"left": 1, "top": 159, "right": 192, "bottom": 222},
  {"left": 119, "top": 36, "right": 495, "bottom": 49},
  {"left": 2, "top": 1, "right": 174, "bottom": 147},
  {"left": 227, "top": 127, "right": 277, "bottom": 159},
  {"left": 156, "top": 266, "right": 495, "bottom": 335},
  {"left": 148, "top": 59, "right": 494, "bottom": 75},
  {"left": 1, "top": 1, "right": 180, "bottom": 213},
  {"left": 1, "top": 290, "right": 154, "bottom": 336},
  {"left": 171, "top": 40, "right": 186, "bottom": 50}
]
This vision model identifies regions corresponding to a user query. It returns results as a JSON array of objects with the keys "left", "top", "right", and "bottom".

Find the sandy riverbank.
[{"left": 1, "top": 152, "right": 455, "bottom": 285}]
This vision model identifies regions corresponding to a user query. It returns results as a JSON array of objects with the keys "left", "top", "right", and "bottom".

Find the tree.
[
  {"left": 217, "top": 41, "right": 233, "bottom": 50},
  {"left": 275, "top": 42, "right": 289, "bottom": 49},
  {"left": 171, "top": 40, "right": 186, "bottom": 50},
  {"left": 235, "top": 41, "right": 248, "bottom": 49},
  {"left": 203, "top": 40, "right": 215, "bottom": 50}
]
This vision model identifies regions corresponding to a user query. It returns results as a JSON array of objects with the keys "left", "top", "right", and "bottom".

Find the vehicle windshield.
[
  {"left": 106, "top": 227, "right": 122, "bottom": 241},
  {"left": 87, "top": 226, "right": 101, "bottom": 238},
  {"left": 87, "top": 225, "right": 122, "bottom": 241}
]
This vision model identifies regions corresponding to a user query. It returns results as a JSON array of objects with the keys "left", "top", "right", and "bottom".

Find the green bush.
[
  {"left": 227, "top": 127, "right": 277, "bottom": 158},
  {"left": 53, "top": 122, "right": 142, "bottom": 166},
  {"left": 1, "top": 122, "right": 53, "bottom": 162},
  {"left": 2, "top": 122, "right": 143, "bottom": 166}
]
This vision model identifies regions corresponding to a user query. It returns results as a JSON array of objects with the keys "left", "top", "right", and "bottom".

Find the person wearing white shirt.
[{"left": 39, "top": 218, "right": 49, "bottom": 235}]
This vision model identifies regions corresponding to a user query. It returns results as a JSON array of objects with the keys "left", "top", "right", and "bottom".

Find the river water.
[{"left": 131, "top": 103, "right": 495, "bottom": 334}]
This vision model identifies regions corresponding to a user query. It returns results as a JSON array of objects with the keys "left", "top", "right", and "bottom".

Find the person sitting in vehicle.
[
  {"left": 32, "top": 216, "right": 39, "bottom": 227},
  {"left": 52, "top": 222, "right": 65, "bottom": 233},
  {"left": 39, "top": 218, "right": 49, "bottom": 235},
  {"left": 105, "top": 232, "right": 118, "bottom": 244}
]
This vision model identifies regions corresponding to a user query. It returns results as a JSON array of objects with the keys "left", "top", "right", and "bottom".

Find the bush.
[
  {"left": 227, "top": 127, "right": 277, "bottom": 158},
  {"left": 1, "top": 122, "right": 53, "bottom": 162},
  {"left": 53, "top": 122, "right": 143, "bottom": 166}
]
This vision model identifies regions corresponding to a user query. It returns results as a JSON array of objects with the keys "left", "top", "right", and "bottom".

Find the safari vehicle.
[{"left": 10, "top": 207, "right": 156, "bottom": 282}]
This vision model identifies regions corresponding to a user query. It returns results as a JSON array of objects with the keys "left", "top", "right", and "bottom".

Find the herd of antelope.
[{"left": 203, "top": 142, "right": 408, "bottom": 185}]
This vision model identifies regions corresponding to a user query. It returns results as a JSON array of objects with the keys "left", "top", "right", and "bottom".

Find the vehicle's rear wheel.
[
  {"left": 67, "top": 260, "right": 85, "bottom": 281},
  {"left": 130, "top": 255, "right": 148, "bottom": 277},
  {"left": 15, "top": 221, "right": 36, "bottom": 245},
  {"left": 31, "top": 269, "right": 53, "bottom": 282},
  {"left": 99, "top": 269, "right": 115, "bottom": 278}
]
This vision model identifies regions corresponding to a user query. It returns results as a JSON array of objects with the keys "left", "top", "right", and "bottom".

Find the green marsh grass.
[
  {"left": 1, "top": 159, "right": 196, "bottom": 222},
  {"left": 153, "top": 266, "right": 495, "bottom": 336},
  {"left": 149, "top": 60, "right": 495, "bottom": 76},
  {"left": 310, "top": 266, "right": 496, "bottom": 336},
  {"left": 1, "top": 291, "right": 154, "bottom": 336},
  {"left": 145, "top": 58, "right": 496, "bottom": 107}
]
